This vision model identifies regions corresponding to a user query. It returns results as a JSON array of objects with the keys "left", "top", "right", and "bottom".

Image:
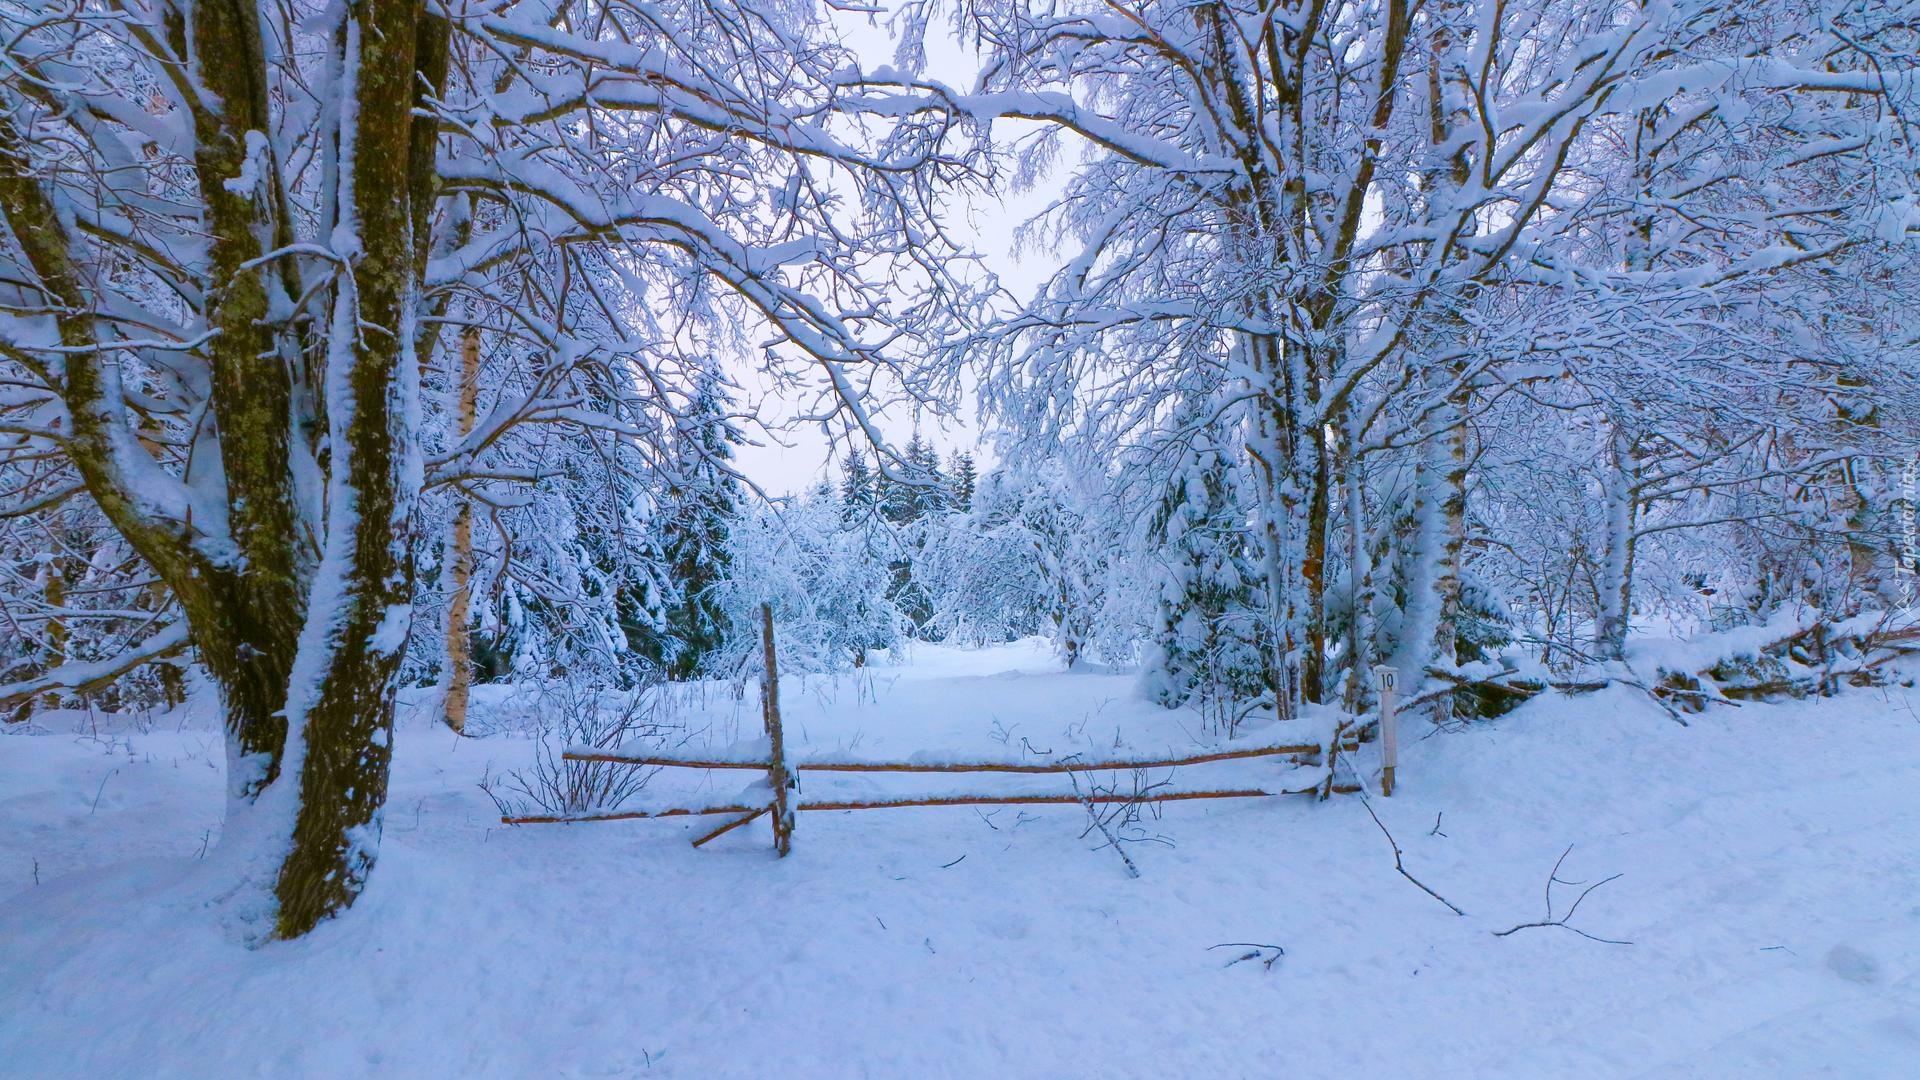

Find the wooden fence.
[{"left": 500, "top": 604, "right": 1374, "bottom": 852}]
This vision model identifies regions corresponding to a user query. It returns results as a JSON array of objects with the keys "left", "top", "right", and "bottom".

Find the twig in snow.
[
  {"left": 1493, "top": 845, "right": 1632, "bottom": 945},
  {"left": 1612, "top": 674, "right": 1691, "bottom": 727},
  {"left": 1429, "top": 812, "right": 1448, "bottom": 838},
  {"left": 939, "top": 854, "right": 966, "bottom": 868},
  {"left": 89, "top": 767, "right": 119, "bottom": 815},
  {"left": 1209, "top": 942, "right": 1285, "bottom": 971},
  {"left": 1894, "top": 693, "right": 1919, "bottom": 726}
]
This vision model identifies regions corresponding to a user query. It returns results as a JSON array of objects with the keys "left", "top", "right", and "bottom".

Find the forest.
[{"left": 1, "top": 0, "right": 1917, "bottom": 1075}]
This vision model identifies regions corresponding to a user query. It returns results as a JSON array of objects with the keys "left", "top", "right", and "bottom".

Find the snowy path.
[{"left": 3, "top": 643, "right": 1917, "bottom": 1078}]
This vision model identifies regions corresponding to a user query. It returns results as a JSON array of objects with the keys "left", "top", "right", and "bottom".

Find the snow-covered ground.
[{"left": 3, "top": 640, "right": 1917, "bottom": 1078}]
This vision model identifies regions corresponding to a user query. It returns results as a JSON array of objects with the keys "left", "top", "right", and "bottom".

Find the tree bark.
[
  {"left": 443, "top": 326, "right": 480, "bottom": 735},
  {"left": 1245, "top": 330, "right": 1301, "bottom": 719},
  {"left": 42, "top": 559, "right": 64, "bottom": 710},
  {"left": 761, "top": 603, "right": 794, "bottom": 855},
  {"left": 1398, "top": 0, "right": 1473, "bottom": 719},
  {"left": 1595, "top": 423, "right": 1639, "bottom": 662},
  {"left": 1429, "top": 391, "right": 1468, "bottom": 683},
  {"left": 271, "top": 0, "right": 442, "bottom": 939},
  {"left": 1339, "top": 408, "right": 1372, "bottom": 711}
]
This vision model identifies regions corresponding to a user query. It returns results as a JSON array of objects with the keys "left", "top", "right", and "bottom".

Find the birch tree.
[{"left": 881, "top": 0, "right": 1916, "bottom": 713}]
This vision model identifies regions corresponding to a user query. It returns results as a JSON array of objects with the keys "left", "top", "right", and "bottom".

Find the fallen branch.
[
  {"left": 1068, "top": 767, "right": 1174, "bottom": 879},
  {"left": 689, "top": 806, "right": 770, "bottom": 848},
  {"left": 1209, "top": 942, "right": 1285, "bottom": 971},
  {"left": 1493, "top": 845, "right": 1632, "bottom": 945},
  {"left": 1341, "top": 755, "right": 1464, "bottom": 916},
  {"left": 1412, "top": 610, "right": 1920, "bottom": 722},
  {"left": 89, "top": 767, "right": 120, "bottom": 815}
]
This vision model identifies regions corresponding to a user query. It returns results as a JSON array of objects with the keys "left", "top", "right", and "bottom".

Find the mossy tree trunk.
[{"left": 0, "top": 0, "right": 448, "bottom": 938}]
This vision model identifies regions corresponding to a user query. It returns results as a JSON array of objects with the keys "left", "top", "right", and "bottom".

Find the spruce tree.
[
  {"left": 950, "top": 452, "right": 978, "bottom": 512},
  {"left": 882, "top": 435, "right": 947, "bottom": 634},
  {"left": 1144, "top": 431, "right": 1268, "bottom": 711},
  {"left": 841, "top": 454, "right": 876, "bottom": 522},
  {"left": 907, "top": 434, "right": 951, "bottom": 517},
  {"left": 654, "top": 369, "right": 743, "bottom": 680}
]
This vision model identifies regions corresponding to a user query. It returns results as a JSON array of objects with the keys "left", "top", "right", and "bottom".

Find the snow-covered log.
[{"left": 1406, "top": 611, "right": 1920, "bottom": 720}]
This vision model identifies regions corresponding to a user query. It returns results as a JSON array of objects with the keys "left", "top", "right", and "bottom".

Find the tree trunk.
[
  {"left": 1339, "top": 409, "right": 1372, "bottom": 712},
  {"left": 1396, "top": 0, "right": 1474, "bottom": 720},
  {"left": 1430, "top": 392, "right": 1467, "bottom": 679},
  {"left": 1245, "top": 330, "right": 1300, "bottom": 720},
  {"left": 1595, "top": 105, "right": 1660, "bottom": 660},
  {"left": 42, "top": 559, "right": 64, "bottom": 711},
  {"left": 267, "top": 0, "right": 441, "bottom": 939},
  {"left": 1595, "top": 423, "right": 1638, "bottom": 662},
  {"left": 1396, "top": 414, "right": 1449, "bottom": 717},
  {"left": 1194, "top": 0, "right": 1313, "bottom": 717},
  {"left": 443, "top": 326, "right": 481, "bottom": 734},
  {"left": 1299, "top": 343, "right": 1332, "bottom": 706}
]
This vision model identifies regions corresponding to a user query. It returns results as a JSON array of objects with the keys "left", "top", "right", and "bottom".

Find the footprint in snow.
[{"left": 1826, "top": 944, "right": 1879, "bottom": 984}]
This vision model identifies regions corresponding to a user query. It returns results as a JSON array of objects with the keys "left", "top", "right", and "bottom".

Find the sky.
[{"left": 726, "top": 6, "right": 1063, "bottom": 496}]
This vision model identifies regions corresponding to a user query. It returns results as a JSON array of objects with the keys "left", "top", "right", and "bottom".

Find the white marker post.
[{"left": 1373, "top": 665, "right": 1398, "bottom": 797}]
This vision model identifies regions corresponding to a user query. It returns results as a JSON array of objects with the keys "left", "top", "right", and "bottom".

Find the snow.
[
  {"left": 5, "top": 641, "right": 1919, "bottom": 1077},
  {"left": 1626, "top": 606, "right": 1815, "bottom": 675},
  {"left": 221, "top": 131, "right": 270, "bottom": 196}
]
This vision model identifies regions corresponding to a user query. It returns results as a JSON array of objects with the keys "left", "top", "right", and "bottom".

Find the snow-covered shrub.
[
  {"left": 482, "top": 677, "right": 670, "bottom": 819},
  {"left": 711, "top": 487, "right": 907, "bottom": 676}
]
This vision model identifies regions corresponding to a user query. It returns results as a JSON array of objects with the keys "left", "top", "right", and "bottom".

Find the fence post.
[
  {"left": 1372, "top": 665, "right": 1398, "bottom": 796},
  {"left": 761, "top": 603, "right": 795, "bottom": 855}
]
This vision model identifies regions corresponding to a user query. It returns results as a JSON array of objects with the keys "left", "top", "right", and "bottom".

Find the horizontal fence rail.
[
  {"left": 498, "top": 783, "right": 1358, "bottom": 828},
  {"left": 497, "top": 607, "right": 1369, "bottom": 850},
  {"left": 561, "top": 740, "right": 1325, "bottom": 775}
]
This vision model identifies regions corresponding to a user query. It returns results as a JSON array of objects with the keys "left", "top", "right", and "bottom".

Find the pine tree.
[
  {"left": 1144, "top": 432, "right": 1268, "bottom": 713},
  {"left": 908, "top": 434, "right": 951, "bottom": 517},
  {"left": 840, "top": 454, "right": 876, "bottom": 522},
  {"left": 950, "top": 452, "right": 978, "bottom": 512},
  {"left": 878, "top": 434, "right": 948, "bottom": 634},
  {"left": 653, "top": 369, "right": 743, "bottom": 680}
]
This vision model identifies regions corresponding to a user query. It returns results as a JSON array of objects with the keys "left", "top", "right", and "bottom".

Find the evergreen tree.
[
  {"left": 950, "top": 452, "right": 978, "bottom": 512},
  {"left": 907, "top": 434, "right": 952, "bottom": 517},
  {"left": 879, "top": 434, "right": 948, "bottom": 634},
  {"left": 652, "top": 369, "right": 744, "bottom": 680},
  {"left": 840, "top": 454, "right": 876, "bottom": 522},
  {"left": 718, "top": 485, "right": 904, "bottom": 671},
  {"left": 1143, "top": 431, "right": 1269, "bottom": 712},
  {"left": 877, "top": 449, "right": 914, "bottom": 526}
]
